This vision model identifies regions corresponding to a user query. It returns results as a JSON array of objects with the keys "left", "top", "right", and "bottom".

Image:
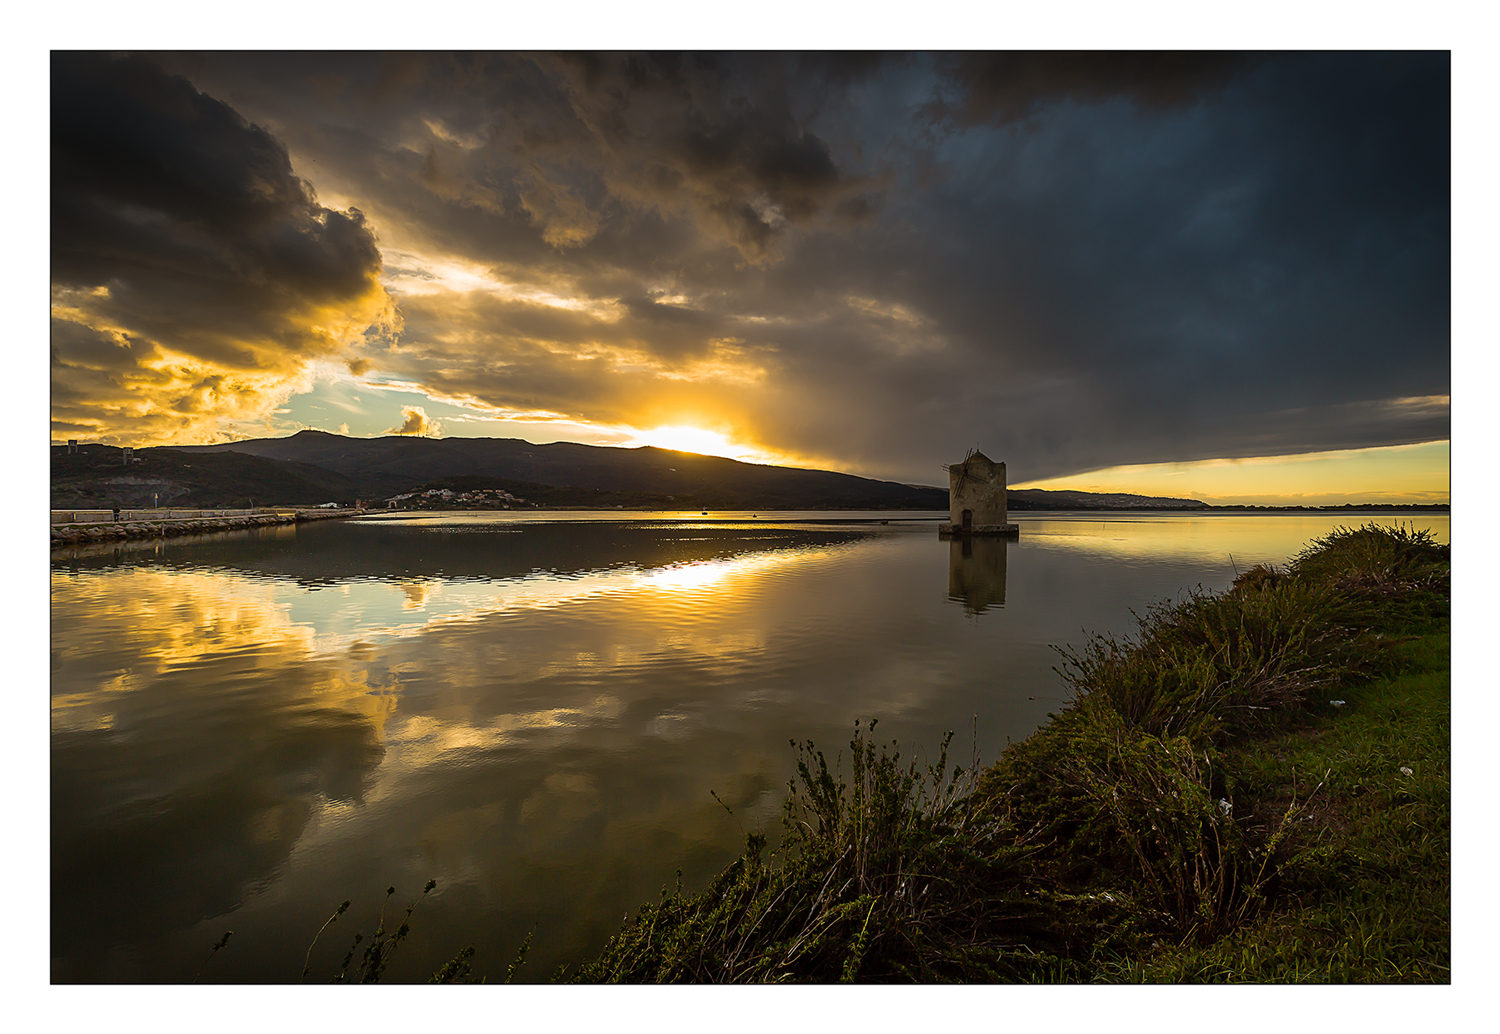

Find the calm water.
[{"left": 50, "top": 510, "right": 1448, "bottom": 982}]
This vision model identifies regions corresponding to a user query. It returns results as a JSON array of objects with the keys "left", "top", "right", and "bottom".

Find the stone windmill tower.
[{"left": 941, "top": 449, "right": 1018, "bottom": 537}]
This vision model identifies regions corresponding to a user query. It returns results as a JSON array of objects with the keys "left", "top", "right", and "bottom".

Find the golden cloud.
[
  {"left": 387, "top": 404, "right": 442, "bottom": 437},
  {"left": 51, "top": 53, "right": 397, "bottom": 446}
]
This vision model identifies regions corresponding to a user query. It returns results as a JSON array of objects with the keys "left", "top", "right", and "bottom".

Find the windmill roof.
[{"left": 964, "top": 450, "right": 995, "bottom": 466}]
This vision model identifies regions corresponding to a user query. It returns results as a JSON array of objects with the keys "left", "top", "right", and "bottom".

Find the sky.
[{"left": 49, "top": 48, "right": 1451, "bottom": 503}]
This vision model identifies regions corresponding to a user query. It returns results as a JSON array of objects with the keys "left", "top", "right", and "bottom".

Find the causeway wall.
[{"left": 50, "top": 509, "right": 362, "bottom": 546}]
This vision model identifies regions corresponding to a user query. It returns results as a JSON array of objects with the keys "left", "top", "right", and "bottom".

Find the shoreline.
[{"left": 49, "top": 509, "right": 362, "bottom": 547}]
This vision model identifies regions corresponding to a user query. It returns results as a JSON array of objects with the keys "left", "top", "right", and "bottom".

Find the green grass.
[{"left": 1101, "top": 632, "right": 1449, "bottom": 982}]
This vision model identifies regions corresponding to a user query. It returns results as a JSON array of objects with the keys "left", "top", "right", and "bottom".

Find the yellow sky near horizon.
[{"left": 1012, "top": 440, "right": 1450, "bottom": 506}]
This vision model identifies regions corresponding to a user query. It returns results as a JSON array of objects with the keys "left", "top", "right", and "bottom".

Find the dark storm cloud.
[
  {"left": 83, "top": 52, "right": 1447, "bottom": 482},
  {"left": 52, "top": 53, "right": 387, "bottom": 307},
  {"left": 528, "top": 52, "right": 882, "bottom": 256},
  {"left": 51, "top": 52, "right": 393, "bottom": 444},
  {"left": 930, "top": 51, "right": 1255, "bottom": 127},
  {"left": 161, "top": 51, "right": 880, "bottom": 265},
  {"left": 739, "top": 51, "right": 1451, "bottom": 477},
  {"left": 616, "top": 292, "right": 719, "bottom": 327}
]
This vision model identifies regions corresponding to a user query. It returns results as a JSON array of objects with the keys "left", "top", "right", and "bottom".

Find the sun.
[{"left": 628, "top": 424, "right": 754, "bottom": 460}]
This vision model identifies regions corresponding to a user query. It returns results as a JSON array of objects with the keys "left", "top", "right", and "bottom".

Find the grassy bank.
[
  {"left": 572, "top": 523, "right": 1449, "bottom": 983},
  {"left": 1099, "top": 629, "right": 1449, "bottom": 981}
]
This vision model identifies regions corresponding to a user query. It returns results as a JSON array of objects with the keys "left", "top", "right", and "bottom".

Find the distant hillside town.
[{"left": 386, "top": 486, "right": 528, "bottom": 509}]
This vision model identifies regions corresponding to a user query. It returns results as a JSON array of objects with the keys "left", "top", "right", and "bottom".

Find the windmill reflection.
[{"left": 947, "top": 536, "right": 1008, "bottom": 614}]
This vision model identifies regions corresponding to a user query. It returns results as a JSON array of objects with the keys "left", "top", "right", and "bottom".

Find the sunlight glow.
[
  {"left": 623, "top": 424, "right": 767, "bottom": 462},
  {"left": 641, "top": 560, "right": 737, "bottom": 593},
  {"left": 379, "top": 249, "right": 604, "bottom": 314}
]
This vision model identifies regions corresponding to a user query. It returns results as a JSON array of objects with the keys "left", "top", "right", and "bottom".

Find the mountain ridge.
[
  {"left": 164, "top": 430, "right": 950, "bottom": 509},
  {"left": 53, "top": 431, "right": 1233, "bottom": 511}
]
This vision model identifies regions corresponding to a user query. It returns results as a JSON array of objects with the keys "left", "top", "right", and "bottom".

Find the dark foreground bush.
[
  {"left": 1286, "top": 523, "right": 1449, "bottom": 632},
  {"left": 1049, "top": 577, "right": 1371, "bottom": 748},
  {"left": 977, "top": 700, "right": 1304, "bottom": 947},
  {"left": 1287, "top": 522, "right": 1449, "bottom": 587},
  {"left": 575, "top": 722, "right": 1068, "bottom": 982}
]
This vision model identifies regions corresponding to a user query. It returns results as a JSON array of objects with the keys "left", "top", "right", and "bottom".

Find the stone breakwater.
[{"left": 49, "top": 509, "right": 360, "bottom": 546}]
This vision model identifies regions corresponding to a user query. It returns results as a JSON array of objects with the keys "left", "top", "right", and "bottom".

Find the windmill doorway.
[{"left": 961, "top": 509, "right": 973, "bottom": 530}]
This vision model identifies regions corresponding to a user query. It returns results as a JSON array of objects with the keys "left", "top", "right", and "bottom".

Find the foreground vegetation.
[{"left": 572, "top": 523, "right": 1449, "bottom": 982}]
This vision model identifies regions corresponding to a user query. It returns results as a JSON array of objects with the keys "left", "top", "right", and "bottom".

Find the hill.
[
  {"left": 1008, "top": 488, "right": 1204, "bottom": 510},
  {"left": 50, "top": 443, "right": 365, "bottom": 509},
  {"left": 164, "top": 430, "right": 951, "bottom": 509}
]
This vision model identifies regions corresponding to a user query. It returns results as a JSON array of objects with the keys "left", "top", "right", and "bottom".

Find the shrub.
[
  {"left": 978, "top": 705, "right": 1284, "bottom": 944},
  {"left": 1230, "top": 564, "right": 1284, "bottom": 593},
  {"left": 1287, "top": 523, "right": 1449, "bottom": 633},
  {"left": 1287, "top": 523, "right": 1448, "bottom": 587},
  {"left": 575, "top": 722, "right": 1066, "bottom": 982},
  {"left": 1051, "top": 578, "right": 1368, "bottom": 748}
]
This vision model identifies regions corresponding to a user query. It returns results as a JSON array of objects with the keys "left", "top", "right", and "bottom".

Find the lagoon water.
[{"left": 50, "top": 510, "right": 1448, "bottom": 982}]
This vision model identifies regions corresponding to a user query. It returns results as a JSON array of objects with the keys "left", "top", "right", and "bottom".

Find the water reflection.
[
  {"left": 1012, "top": 511, "right": 1450, "bottom": 567},
  {"left": 50, "top": 578, "right": 391, "bottom": 974},
  {"left": 51, "top": 517, "right": 874, "bottom": 587},
  {"left": 50, "top": 511, "right": 1447, "bottom": 982},
  {"left": 947, "top": 537, "right": 1009, "bottom": 614},
  {"left": 53, "top": 519, "right": 943, "bottom": 981}
]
